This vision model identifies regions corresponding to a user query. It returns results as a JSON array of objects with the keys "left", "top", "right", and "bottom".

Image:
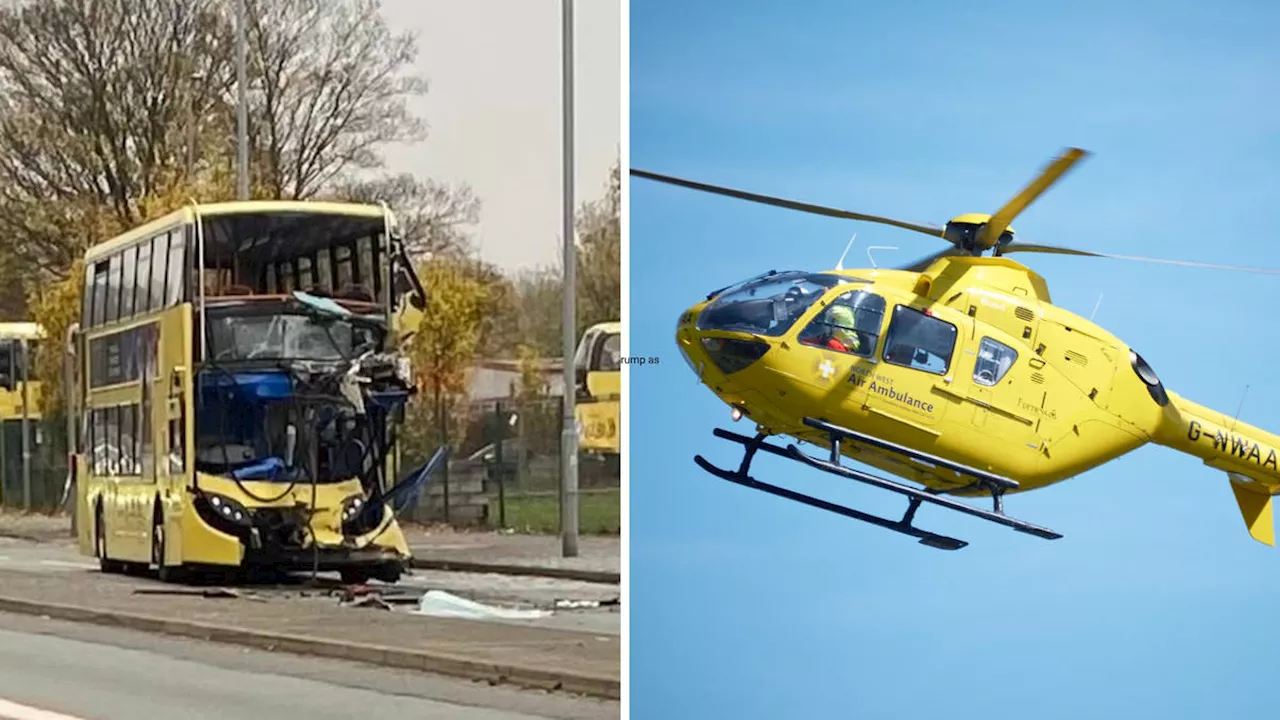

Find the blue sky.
[{"left": 629, "top": 1, "right": 1280, "bottom": 718}]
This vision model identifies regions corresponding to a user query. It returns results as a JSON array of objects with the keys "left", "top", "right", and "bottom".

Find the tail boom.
[{"left": 1153, "top": 392, "right": 1280, "bottom": 546}]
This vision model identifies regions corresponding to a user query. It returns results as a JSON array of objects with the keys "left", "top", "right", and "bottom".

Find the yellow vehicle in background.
[
  {"left": 0, "top": 322, "right": 45, "bottom": 506},
  {"left": 67, "top": 200, "right": 443, "bottom": 584},
  {"left": 574, "top": 321, "right": 621, "bottom": 456}
]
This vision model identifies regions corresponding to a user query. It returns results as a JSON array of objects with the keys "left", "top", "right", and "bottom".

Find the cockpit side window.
[
  {"left": 973, "top": 337, "right": 1017, "bottom": 386},
  {"left": 883, "top": 305, "right": 957, "bottom": 375},
  {"left": 798, "top": 290, "right": 886, "bottom": 358}
]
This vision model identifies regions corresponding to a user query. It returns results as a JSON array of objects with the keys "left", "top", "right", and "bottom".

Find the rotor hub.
[{"left": 944, "top": 216, "right": 1015, "bottom": 255}]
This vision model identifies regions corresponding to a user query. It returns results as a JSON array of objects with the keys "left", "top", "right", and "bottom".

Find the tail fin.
[
  {"left": 1228, "top": 472, "right": 1280, "bottom": 546},
  {"left": 1150, "top": 392, "right": 1280, "bottom": 546}
]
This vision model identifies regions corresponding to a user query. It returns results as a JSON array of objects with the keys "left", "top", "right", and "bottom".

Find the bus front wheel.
[
  {"left": 340, "top": 564, "right": 402, "bottom": 585},
  {"left": 152, "top": 512, "right": 182, "bottom": 583},
  {"left": 95, "top": 505, "right": 123, "bottom": 574}
]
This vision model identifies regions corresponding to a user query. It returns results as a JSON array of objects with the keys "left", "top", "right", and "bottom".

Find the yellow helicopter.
[{"left": 635, "top": 149, "right": 1280, "bottom": 551}]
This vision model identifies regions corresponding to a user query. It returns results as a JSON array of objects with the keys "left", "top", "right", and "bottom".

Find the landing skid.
[{"left": 693, "top": 417, "right": 1063, "bottom": 551}]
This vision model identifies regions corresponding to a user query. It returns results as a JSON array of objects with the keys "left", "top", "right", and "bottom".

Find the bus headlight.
[
  {"left": 206, "top": 493, "right": 251, "bottom": 525},
  {"left": 341, "top": 496, "right": 366, "bottom": 523},
  {"left": 341, "top": 495, "right": 382, "bottom": 535}
]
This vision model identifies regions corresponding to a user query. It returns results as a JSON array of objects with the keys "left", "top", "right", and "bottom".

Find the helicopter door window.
[
  {"left": 798, "top": 290, "right": 885, "bottom": 358},
  {"left": 882, "top": 305, "right": 958, "bottom": 376},
  {"left": 973, "top": 337, "right": 1017, "bottom": 386}
]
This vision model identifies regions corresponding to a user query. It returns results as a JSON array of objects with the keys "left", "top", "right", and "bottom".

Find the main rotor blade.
[
  {"left": 896, "top": 247, "right": 966, "bottom": 273},
  {"left": 630, "top": 168, "right": 946, "bottom": 239},
  {"left": 976, "top": 148, "right": 1089, "bottom": 250},
  {"left": 1003, "top": 242, "right": 1280, "bottom": 275}
]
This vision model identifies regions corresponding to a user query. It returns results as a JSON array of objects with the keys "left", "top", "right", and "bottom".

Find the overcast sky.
[{"left": 377, "top": 0, "right": 621, "bottom": 274}]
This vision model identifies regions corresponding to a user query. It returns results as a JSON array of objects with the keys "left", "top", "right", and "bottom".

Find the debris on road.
[
  {"left": 342, "top": 594, "right": 393, "bottom": 610},
  {"left": 132, "top": 587, "right": 241, "bottom": 599},
  {"left": 415, "top": 590, "right": 552, "bottom": 620},
  {"left": 553, "top": 597, "right": 620, "bottom": 609}
]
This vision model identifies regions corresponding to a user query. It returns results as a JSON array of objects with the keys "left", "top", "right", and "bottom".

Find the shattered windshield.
[
  {"left": 697, "top": 271, "right": 846, "bottom": 337},
  {"left": 207, "top": 313, "right": 375, "bottom": 362}
]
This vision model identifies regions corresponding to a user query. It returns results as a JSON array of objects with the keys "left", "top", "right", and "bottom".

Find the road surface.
[
  {"left": 0, "top": 536, "right": 619, "bottom": 636},
  {"left": 0, "top": 613, "right": 616, "bottom": 720}
]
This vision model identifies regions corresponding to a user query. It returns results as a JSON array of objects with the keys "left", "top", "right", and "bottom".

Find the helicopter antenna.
[
  {"left": 1089, "top": 293, "right": 1103, "bottom": 321},
  {"left": 835, "top": 233, "right": 857, "bottom": 271},
  {"left": 1232, "top": 385, "right": 1250, "bottom": 431},
  {"left": 866, "top": 246, "right": 898, "bottom": 269}
]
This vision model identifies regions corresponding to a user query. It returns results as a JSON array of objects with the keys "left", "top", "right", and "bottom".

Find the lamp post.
[
  {"left": 559, "top": 0, "right": 579, "bottom": 558},
  {"left": 235, "top": 0, "right": 248, "bottom": 200}
]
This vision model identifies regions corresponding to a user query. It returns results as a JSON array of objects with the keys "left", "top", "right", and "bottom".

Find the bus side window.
[
  {"left": 106, "top": 405, "right": 120, "bottom": 475},
  {"left": 370, "top": 234, "right": 384, "bottom": 302},
  {"left": 0, "top": 340, "right": 12, "bottom": 390},
  {"left": 357, "top": 236, "right": 375, "bottom": 289},
  {"left": 165, "top": 230, "right": 185, "bottom": 307},
  {"left": 106, "top": 253, "right": 122, "bottom": 324},
  {"left": 136, "top": 240, "right": 152, "bottom": 313},
  {"left": 82, "top": 263, "right": 95, "bottom": 327},
  {"left": 141, "top": 394, "right": 154, "bottom": 483},
  {"left": 280, "top": 261, "right": 295, "bottom": 292},
  {"left": 298, "top": 256, "right": 315, "bottom": 289},
  {"left": 120, "top": 245, "right": 137, "bottom": 319},
  {"left": 92, "top": 409, "right": 105, "bottom": 475},
  {"left": 316, "top": 251, "right": 333, "bottom": 294},
  {"left": 92, "top": 261, "right": 109, "bottom": 327},
  {"left": 169, "top": 413, "right": 185, "bottom": 475},
  {"left": 119, "top": 405, "right": 135, "bottom": 476},
  {"left": 150, "top": 233, "right": 168, "bottom": 312},
  {"left": 336, "top": 245, "right": 353, "bottom": 289}
]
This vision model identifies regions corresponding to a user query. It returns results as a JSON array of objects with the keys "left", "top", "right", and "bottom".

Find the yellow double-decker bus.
[
  {"left": 0, "top": 322, "right": 45, "bottom": 507},
  {"left": 68, "top": 201, "right": 437, "bottom": 583},
  {"left": 574, "top": 321, "right": 621, "bottom": 456}
]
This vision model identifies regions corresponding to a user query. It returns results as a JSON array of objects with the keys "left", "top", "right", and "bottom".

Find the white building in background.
[{"left": 466, "top": 358, "right": 565, "bottom": 403}]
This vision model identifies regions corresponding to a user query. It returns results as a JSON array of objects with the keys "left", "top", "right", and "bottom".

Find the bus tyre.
[
  {"left": 374, "top": 563, "right": 403, "bottom": 584},
  {"left": 339, "top": 568, "right": 371, "bottom": 585},
  {"left": 95, "top": 505, "right": 123, "bottom": 574},
  {"left": 152, "top": 515, "right": 180, "bottom": 583}
]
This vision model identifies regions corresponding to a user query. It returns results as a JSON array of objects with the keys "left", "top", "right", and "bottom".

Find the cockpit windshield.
[{"left": 697, "top": 271, "right": 847, "bottom": 336}]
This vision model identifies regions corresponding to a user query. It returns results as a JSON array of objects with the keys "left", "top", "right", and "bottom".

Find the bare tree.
[
  {"left": 244, "top": 0, "right": 428, "bottom": 197},
  {"left": 331, "top": 172, "right": 480, "bottom": 259},
  {"left": 0, "top": 0, "right": 429, "bottom": 283},
  {"left": 0, "top": 0, "right": 232, "bottom": 276},
  {"left": 575, "top": 160, "right": 621, "bottom": 336}
]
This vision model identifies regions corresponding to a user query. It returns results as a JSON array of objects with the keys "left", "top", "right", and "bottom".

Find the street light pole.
[
  {"left": 20, "top": 339, "right": 30, "bottom": 511},
  {"left": 559, "top": 0, "right": 579, "bottom": 558},
  {"left": 235, "top": 0, "right": 249, "bottom": 200}
]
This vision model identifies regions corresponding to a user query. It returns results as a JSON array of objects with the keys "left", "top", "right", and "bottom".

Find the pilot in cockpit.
[{"left": 780, "top": 284, "right": 816, "bottom": 322}]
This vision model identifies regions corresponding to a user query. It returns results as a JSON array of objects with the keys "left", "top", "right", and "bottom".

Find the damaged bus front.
[{"left": 70, "top": 201, "right": 438, "bottom": 584}]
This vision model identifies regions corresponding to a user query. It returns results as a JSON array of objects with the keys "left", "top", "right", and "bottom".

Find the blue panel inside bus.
[
  {"left": 196, "top": 371, "right": 294, "bottom": 479},
  {"left": 198, "top": 371, "right": 294, "bottom": 401},
  {"left": 194, "top": 369, "right": 408, "bottom": 483}
]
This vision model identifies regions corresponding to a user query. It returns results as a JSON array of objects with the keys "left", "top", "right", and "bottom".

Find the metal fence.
[
  {"left": 0, "top": 416, "right": 69, "bottom": 514},
  {"left": 401, "top": 396, "right": 621, "bottom": 534}
]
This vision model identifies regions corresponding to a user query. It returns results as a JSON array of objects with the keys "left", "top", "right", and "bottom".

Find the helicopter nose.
[
  {"left": 675, "top": 304, "right": 771, "bottom": 379},
  {"left": 675, "top": 306, "right": 700, "bottom": 373}
]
